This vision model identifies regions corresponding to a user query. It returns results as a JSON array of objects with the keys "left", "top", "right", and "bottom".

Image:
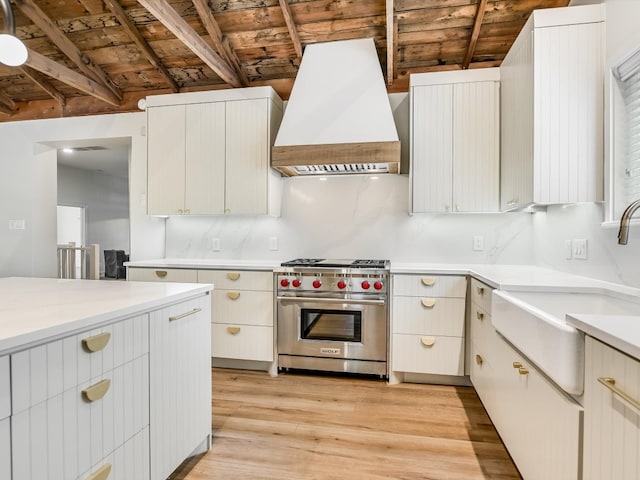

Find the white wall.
[
  {"left": 0, "top": 112, "right": 164, "bottom": 278},
  {"left": 57, "top": 165, "right": 130, "bottom": 275}
]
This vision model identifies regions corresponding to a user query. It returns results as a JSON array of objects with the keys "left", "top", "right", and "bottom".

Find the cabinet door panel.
[
  {"left": 212, "top": 290, "right": 273, "bottom": 327},
  {"left": 0, "top": 356, "right": 9, "bottom": 419},
  {"left": 411, "top": 84, "right": 453, "bottom": 213},
  {"left": 147, "top": 104, "right": 186, "bottom": 215},
  {"left": 185, "top": 102, "right": 226, "bottom": 214},
  {"left": 392, "top": 334, "right": 464, "bottom": 375},
  {"left": 225, "top": 99, "right": 269, "bottom": 214},
  {"left": 211, "top": 324, "right": 273, "bottom": 361},
  {"left": 392, "top": 297, "right": 465, "bottom": 336},
  {"left": 0, "top": 418, "right": 9, "bottom": 480}
]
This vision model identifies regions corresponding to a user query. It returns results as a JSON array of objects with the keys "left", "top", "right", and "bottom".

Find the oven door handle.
[{"left": 276, "top": 296, "right": 386, "bottom": 306}]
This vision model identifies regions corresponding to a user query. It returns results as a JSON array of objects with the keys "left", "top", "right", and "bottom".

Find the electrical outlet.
[
  {"left": 8, "top": 219, "right": 25, "bottom": 230},
  {"left": 572, "top": 239, "right": 588, "bottom": 260},
  {"left": 269, "top": 236, "right": 279, "bottom": 251},
  {"left": 565, "top": 240, "right": 573, "bottom": 260},
  {"left": 473, "top": 235, "right": 484, "bottom": 251},
  {"left": 211, "top": 238, "right": 221, "bottom": 251}
]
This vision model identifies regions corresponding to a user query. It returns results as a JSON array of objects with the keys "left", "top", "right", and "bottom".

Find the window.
[{"left": 613, "top": 46, "right": 640, "bottom": 219}]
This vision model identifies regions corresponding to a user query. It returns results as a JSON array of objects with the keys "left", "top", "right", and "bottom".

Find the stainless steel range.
[{"left": 276, "top": 258, "right": 389, "bottom": 377}]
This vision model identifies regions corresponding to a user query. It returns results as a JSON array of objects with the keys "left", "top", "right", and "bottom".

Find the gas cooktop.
[{"left": 281, "top": 258, "right": 389, "bottom": 269}]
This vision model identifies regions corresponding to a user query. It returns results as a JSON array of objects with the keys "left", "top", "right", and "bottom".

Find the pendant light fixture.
[{"left": 0, "top": 0, "right": 28, "bottom": 67}]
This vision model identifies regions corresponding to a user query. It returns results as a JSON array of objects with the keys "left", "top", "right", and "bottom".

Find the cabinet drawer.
[
  {"left": 12, "top": 314, "right": 149, "bottom": 414},
  {"left": 211, "top": 324, "right": 273, "bottom": 362},
  {"left": 212, "top": 290, "right": 273, "bottom": 326},
  {"left": 392, "top": 297, "right": 465, "bottom": 336},
  {"left": 198, "top": 269, "right": 273, "bottom": 291},
  {"left": 470, "top": 278, "right": 492, "bottom": 313},
  {"left": 127, "top": 267, "right": 198, "bottom": 283},
  {"left": 0, "top": 356, "right": 9, "bottom": 419},
  {"left": 392, "top": 334, "right": 464, "bottom": 376},
  {"left": 0, "top": 418, "right": 9, "bottom": 480},
  {"left": 469, "top": 304, "right": 495, "bottom": 358},
  {"left": 12, "top": 355, "right": 150, "bottom": 480},
  {"left": 469, "top": 340, "right": 496, "bottom": 416},
  {"left": 393, "top": 274, "right": 466, "bottom": 298}
]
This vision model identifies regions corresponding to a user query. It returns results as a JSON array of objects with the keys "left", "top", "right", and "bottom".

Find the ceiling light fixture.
[{"left": 0, "top": 0, "right": 28, "bottom": 67}]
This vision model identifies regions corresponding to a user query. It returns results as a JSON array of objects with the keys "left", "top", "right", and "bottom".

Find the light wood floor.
[{"left": 170, "top": 368, "right": 521, "bottom": 480}]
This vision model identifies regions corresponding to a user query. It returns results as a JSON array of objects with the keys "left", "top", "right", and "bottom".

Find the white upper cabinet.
[
  {"left": 410, "top": 68, "right": 500, "bottom": 213},
  {"left": 500, "top": 4, "right": 604, "bottom": 210},
  {"left": 146, "top": 87, "right": 283, "bottom": 216}
]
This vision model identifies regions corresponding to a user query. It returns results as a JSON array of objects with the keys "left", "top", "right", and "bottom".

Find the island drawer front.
[
  {"left": 392, "top": 334, "right": 464, "bottom": 376},
  {"left": 0, "top": 418, "right": 9, "bottom": 480},
  {"left": 127, "top": 267, "right": 198, "bottom": 283},
  {"left": 212, "top": 290, "right": 273, "bottom": 327},
  {"left": 0, "top": 356, "right": 9, "bottom": 420},
  {"left": 11, "top": 314, "right": 149, "bottom": 414},
  {"left": 211, "top": 324, "right": 274, "bottom": 362},
  {"left": 470, "top": 278, "right": 492, "bottom": 314},
  {"left": 78, "top": 426, "right": 150, "bottom": 480},
  {"left": 392, "top": 297, "right": 465, "bottom": 336},
  {"left": 11, "top": 355, "right": 149, "bottom": 480},
  {"left": 198, "top": 269, "right": 273, "bottom": 291},
  {"left": 393, "top": 275, "right": 467, "bottom": 298}
]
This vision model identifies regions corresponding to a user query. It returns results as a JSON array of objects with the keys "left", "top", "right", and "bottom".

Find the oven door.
[{"left": 277, "top": 296, "right": 387, "bottom": 362}]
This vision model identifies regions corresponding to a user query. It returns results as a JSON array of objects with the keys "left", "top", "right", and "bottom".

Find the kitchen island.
[{"left": 0, "top": 277, "right": 213, "bottom": 480}]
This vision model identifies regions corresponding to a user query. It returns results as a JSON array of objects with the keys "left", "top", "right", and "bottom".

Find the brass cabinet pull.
[
  {"left": 598, "top": 377, "right": 640, "bottom": 410},
  {"left": 512, "top": 362, "right": 522, "bottom": 369},
  {"left": 224, "top": 208, "right": 231, "bottom": 214},
  {"left": 421, "top": 277, "right": 436, "bottom": 286},
  {"left": 86, "top": 464, "right": 111, "bottom": 480},
  {"left": 177, "top": 209, "right": 183, "bottom": 215},
  {"left": 518, "top": 368, "right": 529, "bottom": 376},
  {"left": 226, "top": 291, "right": 240, "bottom": 300},
  {"left": 227, "top": 326, "right": 240, "bottom": 335},
  {"left": 184, "top": 209, "right": 190, "bottom": 214},
  {"left": 421, "top": 298, "right": 436, "bottom": 308},
  {"left": 155, "top": 270, "right": 168, "bottom": 278},
  {"left": 226, "top": 272, "right": 240, "bottom": 281},
  {"left": 169, "top": 308, "right": 202, "bottom": 321},
  {"left": 82, "top": 379, "right": 111, "bottom": 403},
  {"left": 475, "top": 354, "right": 483, "bottom": 366},
  {"left": 82, "top": 332, "right": 111, "bottom": 353},
  {"left": 476, "top": 286, "right": 485, "bottom": 295},
  {"left": 476, "top": 311, "right": 484, "bottom": 321},
  {"left": 420, "top": 336, "right": 436, "bottom": 347}
]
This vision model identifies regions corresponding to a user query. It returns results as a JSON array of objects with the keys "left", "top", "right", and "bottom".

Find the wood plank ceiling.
[{"left": 0, "top": 0, "right": 569, "bottom": 122}]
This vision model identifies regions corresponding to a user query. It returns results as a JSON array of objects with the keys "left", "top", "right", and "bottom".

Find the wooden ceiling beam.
[
  {"left": 13, "top": 0, "right": 122, "bottom": 101},
  {"left": 136, "top": 0, "right": 242, "bottom": 88},
  {"left": 278, "top": 0, "right": 303, "bottom": 62},
  {"left": 20, "top": 66, "right": 66, "bottom": 107},
  {"left": 25, "top": 49, "right": 121, "bottom": 106},
  {"left": 0, "top": 90, "right": 16, "bottom": 112},
  {"left": 462, "top": 0, "right": 488, "bottom": 69},
  {"left": 386, "top": 0, "right": 395, "bottom": 86},
  {"left": 192, "top": 0, "right": 248, "bottom": 86},
  {"left": 104, "top": 0, "right": 179, "bottom": 93}
]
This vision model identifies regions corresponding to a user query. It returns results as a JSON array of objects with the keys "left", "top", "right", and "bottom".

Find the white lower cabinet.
[
  {"left": 149, "top": 295, "right": 211, "bottom": 480},
  {"left": 583, "top": 336, "right": 640, "bottom": 480},
  {"left": 0, "top": 417, "right": 9, "bottom": 480}
]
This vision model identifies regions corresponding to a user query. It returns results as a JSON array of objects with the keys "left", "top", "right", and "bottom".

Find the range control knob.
[
  {"left": 292, "top": 278, "right": 301, "bottom": 288},
  {"left": 280, "top": 278, "right": 290, "bottom": 287},
  {"left": 337, "top": 280, "right": 347, "bottom": 289},
  {"left": 312, "top": 279, "right": 322, "bottom": 289},
  {"left": 361, "top": 280, "right": 371, "bottom": 290},
  {"left": 374, "top": 281, "right": 383, "bottom": 290}
]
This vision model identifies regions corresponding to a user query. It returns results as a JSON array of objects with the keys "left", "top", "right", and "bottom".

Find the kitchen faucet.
[{"left": 618, "top": 198, "right": 640, "bottom": 244}]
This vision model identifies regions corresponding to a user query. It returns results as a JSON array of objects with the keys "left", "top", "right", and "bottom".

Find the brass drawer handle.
[
  {"left": 512, "top": 362, "right": 522, "bottom": 369},
  {"left": 598, "top": 377, "right": 640, "bottom": 410},
  {"left": 82, "top": 379, "right": 111, "bottom": 403},
  {"left": 169, "top": 307, "right": 202, "bottom": 321},
  {"left": 476, "top": 311, "right": 484, "bottom": 320},
  {"left": 227, "top": 291, "right": 240, "bottom": 300},
  {"left": 226, "top": 272, "right": 240, "bottom": 281},
  {"left": 518, "top": 368, "right": 529, "bottom": 376},
  {"left": 177, "top": 209, "right": 183, "bottom": 215},
  {"left": 82, "top": 332, "right": 111, "bottom": 353},
  {"left": 86, "top": 464, "right": 111, "bottom": 480},
  {"left": 184, "top": 209, "right": 190, "bottom": 214},
  {"left": 155, "top": 270, "right": 168, "bottom": 278},
  {"left": 420, "top": 336, "right": 435, "bottom": 347},
  {"left": 421, "top": 298, "right": 436, "bottom": 308},
  {"left": 421, "top": 277, "right": 436, "bottom": 286},
  {"left": 227, "top": 326, "right": 240, "bottom": 335},
  {"left": 476, "top": 286, "right": 485, "bottom": 295},
  {"left": 475, "top": 354, "right": 483, "bottom": 366}
]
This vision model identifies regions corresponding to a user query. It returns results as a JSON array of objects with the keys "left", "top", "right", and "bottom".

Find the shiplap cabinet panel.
[
  {"left": 392, "top": 274, "right": 466, "bottom": 298},
  {"left": 500, "top": 4, "right": 604, "bottom": 210},
  {"left": 392, "top": 297, "right": 466, "bottom": 337},
  {"left": 392, "top": 334, "right": 465, "bottom": 376},
  {"left": 149, "top": 295, "right": 211, "bottom": 480},
  {"left": 198, "top": 269, "right": 273, "bottom": 291},
  {"left": 212, "top": 324, "right": 274, "bottom": 362},
  {"left": 79, "top": 427, "right": 150, "bottom": 480},
  {"left": 0, "top": 418, "right": 9, "bottom": 480},
  {"left": 584, "top": 336, "right": 640, "bottom": 480},
  {"left": 411, "top": 69, "right": 500, "bottom": 213},
  {"left": 127, "top": 267, "right": 198, "bottom": 283},
  {"left": 0, "top": 355, "right": 9, "bottom": 419},
  {"left": 212, "top": 290, "right": 273, "bottom": 327}
]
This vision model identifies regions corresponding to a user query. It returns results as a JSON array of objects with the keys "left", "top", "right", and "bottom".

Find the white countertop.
[
  {"left": 0, "top": 277, "right": 212, "bottom": 355},
  {"left": 125, "top": 258, "right": 279, "bottom": 271},
  {"left": 568, "top": 313, "right": 640, "bottom": 360}
]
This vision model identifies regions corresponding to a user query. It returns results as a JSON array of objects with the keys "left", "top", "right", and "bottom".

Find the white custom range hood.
[{"left": 272, "top": 38, "right": 401, "bottom": 176}]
